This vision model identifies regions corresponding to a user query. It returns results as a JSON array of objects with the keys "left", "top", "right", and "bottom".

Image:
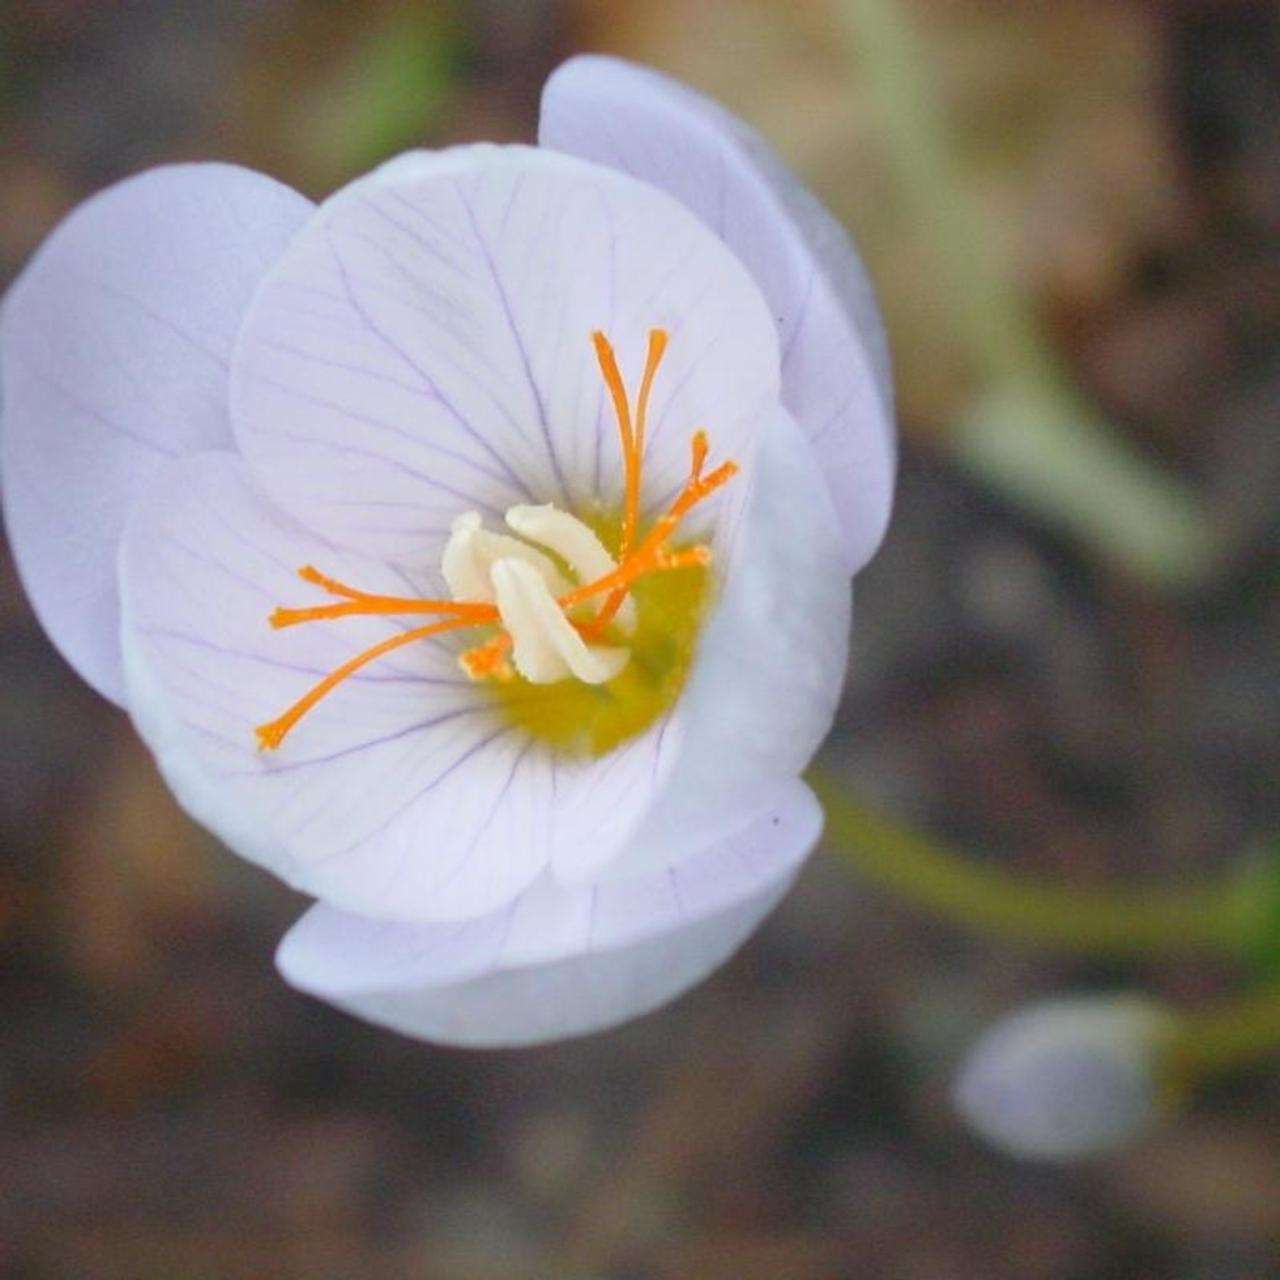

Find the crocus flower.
[{"left": 1, "top": 56, "right": 894, "bottom": 1045}]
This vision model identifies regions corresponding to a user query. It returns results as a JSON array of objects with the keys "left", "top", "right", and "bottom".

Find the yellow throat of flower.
[{"left": 255, "top": 328, "right": 737, "bottom": 758}]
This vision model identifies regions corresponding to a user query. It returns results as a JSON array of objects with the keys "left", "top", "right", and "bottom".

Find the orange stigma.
[{"left": 254, "top": 328, "right": 737, "bottom": 750}]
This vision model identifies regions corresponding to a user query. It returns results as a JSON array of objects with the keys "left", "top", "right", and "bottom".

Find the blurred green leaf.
[
  {"left": 1237, "top": 838, "right": 1280, "bottom": 977},
  {"left": 302, "top": 5, "right": 465, "bottom": 182}
]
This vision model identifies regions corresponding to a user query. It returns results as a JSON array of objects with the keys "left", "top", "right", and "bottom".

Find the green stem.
[
  {"left": 1164, "top": 985, "right": 1280, "bottom": 1083},
  {"left": 835, "top": 0, "right": 1214, "bottom": 589},
  {"left": 812, "top": 773, "right": 1258, "bottom": 958}
]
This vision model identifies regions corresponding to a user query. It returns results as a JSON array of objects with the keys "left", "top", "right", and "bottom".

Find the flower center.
[{"left": 254, "top": 329, "right": 737, "bottom": 755}]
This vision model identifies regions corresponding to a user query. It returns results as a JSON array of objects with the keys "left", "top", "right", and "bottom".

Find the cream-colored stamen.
[
  {"left": 490, "top": 559, "right": 629, "bottom": 685},
  {"left": 446, "top": 503, "right": 638, "bottom": 682},
  {"left": 441, "top": 511, "right": 572, "bottom": 603},
  {"left": 505, "top": 503, "right": 637, "bottom": 635}
]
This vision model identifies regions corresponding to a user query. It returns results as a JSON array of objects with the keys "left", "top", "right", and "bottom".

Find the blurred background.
[{"left": 1, "top": 1, "right": 1278, "bottom": 1276}]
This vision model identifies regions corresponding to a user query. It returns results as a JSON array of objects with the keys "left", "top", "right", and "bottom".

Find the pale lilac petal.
[
  {"left": 119, "top": 452, "right": 681, "bottom": 922},
  {"left": 556, "top": 405, "right": 849, "bottom": 884},
  {"left": 230, "top": 144, "right": 780, "bottom": 566},
  {"left": 276, "top": 780, "right": 821, "bottom": 1047},
  {"left": 1, "top": 164, "right": 313, "bottom": 702},
  {"left": 540, "top": 55, "right": 895, "bottom": 570}
]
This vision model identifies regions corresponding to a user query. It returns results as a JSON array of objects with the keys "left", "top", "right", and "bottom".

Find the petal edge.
[
  {"left": 540, "top": 55, "right": 896, "bottom": 570},
  {"left": 1, "top": 163, "right": 313, "bottom": 701},
  {"left": 277, "top": 780, "right": 822, "bottom": 1047}
]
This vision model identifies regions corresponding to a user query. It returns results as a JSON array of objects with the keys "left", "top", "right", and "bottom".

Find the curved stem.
[
  {"left": 811, "top": 772, "right": 1259, "bottom": 958},
  {"left": 834, "top": 0, "right": 1213, "bottom": 589}
]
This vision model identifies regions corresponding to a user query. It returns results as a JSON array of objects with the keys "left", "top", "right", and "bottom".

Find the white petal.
[
  {"left": 505, "top": 502, "right": 636, "bottom": 634},
  {"left": 276, "top": 780, "right": 822, "bottom": 1047},
  {"left": 1, "top": 164, "right": 313, "bottom": 701},
  {"left": 119, "top": 453, "right": 676, "bottom": 922},
  {"left": 540, "top": 55, "right": 895, "bottom": 571},
  {"left": 558, "top": 404, "right": 850, "bottom": 884},
  {"left": 230, "top": 143, "right": 779, "bottom": 567},
  {"left": 491, "top": 558, "right": 628, "bottom": 685}
]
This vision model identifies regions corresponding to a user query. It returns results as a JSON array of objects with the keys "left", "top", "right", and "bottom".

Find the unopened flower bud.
[{"left": 953, "top": 995, "right": 1176, "bottom": 1162}]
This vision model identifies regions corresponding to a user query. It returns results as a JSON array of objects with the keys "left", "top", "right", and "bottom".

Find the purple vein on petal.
[
  {"left": 251, "top": 414, "right": 501, "bottom": 517},
  {"left": 249, "top": 370, "right": 517, "bottom": 494},
  {"left": 139, "top": 628, "right": 462, "bottom": 688},
  {"left": 360, "top": 196, "right": 476, "bottom": 283},
  {"left": 321, "top": 224, "right": 537, "bottom": 500},
  {"left": 354, "top": 226, "right": 540, "bottom": 476},
  {"left": 302, "top": 722, "right": 515, "bottom": 864},
  {"left": 383, "top": 186, "right": 474, "bottom": 257},
  {"left": 255, "top": 335, "right": 443, "bottom": 400},
  {"left": 78, "top": 270, "right": 232, "bottom": 370},
  {"left": 229, "top": 706, "right": 493, "bottom": 778},
  {"left": 391, "top": 735, "right": 533, "bottom": 909},
  {"left": 453, "top": 178, "right": 573, "bottom": 508},
  {"left": 19, "top": 363, "right": 183, "bottom": 457}
]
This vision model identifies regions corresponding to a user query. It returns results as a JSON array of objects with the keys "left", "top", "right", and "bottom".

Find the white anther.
[
  {"left": 442, "top": 511, "right": 572, "bottom": 603},
  {"left": 490, "top": 558, "right": 629, "bottom": 685},
  {"left": 505, "top": 503, "right": 637, "bottom": 635}
]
